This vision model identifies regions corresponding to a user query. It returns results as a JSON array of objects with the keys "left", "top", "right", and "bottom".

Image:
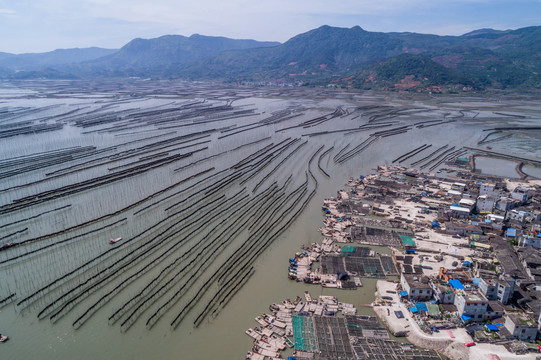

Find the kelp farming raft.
[
  {"left": 245, "top": 292, "right": 444, "bottom": 360},
  {"left": 2, "top": 82, "right": 453, "bottom": 335}
]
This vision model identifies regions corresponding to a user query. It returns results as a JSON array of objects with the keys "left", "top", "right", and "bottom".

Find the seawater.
[{"left": 0, "top": 83, "right": 540, "bottom": 360}]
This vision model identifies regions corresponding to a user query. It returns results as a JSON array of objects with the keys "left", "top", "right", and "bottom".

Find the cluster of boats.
[{"left": 245, "top": 327, "right": 292, "bottom": 359}]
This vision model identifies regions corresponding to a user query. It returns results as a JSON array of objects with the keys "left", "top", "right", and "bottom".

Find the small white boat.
[
  {"left": 109, "top": 237, "right": 122, "bottom": 244},
  {"left": 0, "top": 334, "right": 8, "bottom": 342}
]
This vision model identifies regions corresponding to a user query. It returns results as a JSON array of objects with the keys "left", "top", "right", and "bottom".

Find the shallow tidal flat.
[{"left": 0, "top": 80, "right": 540, "bottom": 360}]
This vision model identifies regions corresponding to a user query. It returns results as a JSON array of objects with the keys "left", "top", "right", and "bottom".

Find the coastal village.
[{"left": 245, "top": 162, "right": 541, "bottom": 360}]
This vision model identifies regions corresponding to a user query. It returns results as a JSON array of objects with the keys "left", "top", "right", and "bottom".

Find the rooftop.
[
  {"left": 507, "top": 313, "right": 536, "bottom": 327},
  {"left": 403, "top": 274, "right": 432, "bottom": 289},
  {"left": 457, "top": 291, "right": 487, "bottom": 302}
]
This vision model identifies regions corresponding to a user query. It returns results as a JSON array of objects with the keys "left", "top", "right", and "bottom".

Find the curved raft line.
[
  {"left": 19, "top": 169, "right": 231, "bottom": 312},
  {"left": 186, "top": 147, "right": 322, "bottom": 328},
  {"left": 107, "top": 182, "right": 278, "bottom": 328},
  {"left": 3, "top": 168, "right": 214, "bottom": 262},
  {"left": 75, "top": 190, "right": 255, "bottom": 329},
  {"left": 44, "top": 190, "right": 243, "bottom": 324},
  {"left": 144, "top": 178, "right": 297, "bottom": 329},
  {"left": 122, "top": 191, "right": 269, "bottom": 331},
  {"left": 317, "top": 146, "right": 333, "bottom": 177},
  {"left": 37, "top": 139, "right": 295, "bottom": 327}
]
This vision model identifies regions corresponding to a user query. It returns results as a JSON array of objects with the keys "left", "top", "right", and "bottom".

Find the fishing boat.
[
  {"left": 255, "top": 316, "right": 267, "bottom": 326},
  {"left": 0, "top": 334, "right": 8, "bottom": 342},
  {"left": 263, "top": 313, "right": 286, "bottom": 328},
  {"left": 245, "top": 328, "right": 262, "bottom": 341},
  {"left": 283, "top": 336, "right": 294, "bottom": 348},
  {"left": 252, "top": 345, "right": 280, "bottom": 358},
  {"left": 109, "top": 237, "right": 122, "bottom": 244},
  {"left": 245, "top": 351, "right": 265, "bottom": 360},
  {"left": 261, "top": 334, "right": 286, "bottom": 350}
]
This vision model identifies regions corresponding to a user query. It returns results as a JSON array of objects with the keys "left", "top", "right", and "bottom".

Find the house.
[
  {"left": 485, "top": 301, "right": 505, "bottom": 320},
  {"left": 507, "top": 209, "right": 528, "bottom": 223},
  {"left": 401, "top": 274, "right": 433, "bottom": 301},
  {"left": 479, "top": 183, "right": 496, "bottom": 196},
  {"left": 511, "top": 186, "right": 530, "bottom": 204},
  {"left": 447, "top": 189, "right": 463, "bottom": 198},
  {"left": 448, "top": 206, "right": 470, "bottom": 219},
  {"left": 477, "top": 195, "right": 495, "bottom": 213},
  {"left": 433, "top": 283, "right": 455, "bottom": 304},
  {"left": 444, "top": 222, "right": 483, "bottom": 236},
  {"left": 487, "top": 213, "right": 505, "bottom": 223},
  {"left": 459, "top": 198, "right": 476, "bottom": 211},
  {"left": 477, "top": 274, "right": 515, "bottom": 305},
  {"left": 503, "top": 313, "right": 537, "bottom": 342},
  {"left": 454, "top": 291, "right": 488, "bottom": 322},
  {"left": 517, "top": 247, "right": 541, "bottom": 281},
  {"left": 495, "top": 197, "right": 519, "bottom": 212},
  {"left": 452, "top": 182, "right": 467, "bottom": 192},
  {"left": 519, "top": 234, "right": 541, "bottom": 249}
]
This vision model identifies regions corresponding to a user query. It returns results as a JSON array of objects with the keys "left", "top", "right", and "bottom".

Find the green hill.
[{"left": 2, "top": 25, "right": 541, "bottom": 90}]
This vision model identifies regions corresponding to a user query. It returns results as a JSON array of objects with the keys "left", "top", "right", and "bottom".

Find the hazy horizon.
[{"left": 1, "top": 0, "right": 540, "bottom": 54}]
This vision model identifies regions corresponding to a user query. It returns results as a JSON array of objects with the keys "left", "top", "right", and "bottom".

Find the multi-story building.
[
  {"left": 479, "top": 183, "right": 496, "bottom": 196},
  {"left": 507, "top": 209, "right": 529, "bottom": 223},
  {"left": 477, "top": 274, "right": 515, "bottom": 305},
  {"left": 511, "top": 186, "right": 530, "bottom": 204},
  {"left": 476, "top": 195, "right": 495, "bottom": 213}
]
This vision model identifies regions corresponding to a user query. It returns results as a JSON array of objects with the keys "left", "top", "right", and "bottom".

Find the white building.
[
  {"left": 476, "top": 195, "right": 495, "bottom": 213},
  {"left": 401, "top": 274, "right": 433, "bottom": 301},
  {"left": 511, "top": 186, "right": 530, "bottom": 204},
  {"left": 479, "top": 183, "right": 495, "bottom": 196},
  {"left": 506, "top": 209, "right": 528, "bottom": 223},
  {"left": 454, "top": 291, "right": 488, "bottom": 322},
  {"left": 487, "top": 214, "right": 505, "bottom": 223},
  {"left": 449, "top": 206, "right": 470, "bottom": 219},
  {"left": 459, "top": 198, "right": 476, "bottom": 211},
  {"left": 477, "top": 274, "right": 515, "bottom": 305}
]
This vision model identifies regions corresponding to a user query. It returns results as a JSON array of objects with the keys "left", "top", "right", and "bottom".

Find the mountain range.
[{"left": 1, "top": 25, "right": 541, "bottom": 91}]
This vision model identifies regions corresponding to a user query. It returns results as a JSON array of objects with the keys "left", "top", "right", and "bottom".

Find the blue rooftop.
[{"left": 449, "top": 279, "right": 465, "bottom": 289}]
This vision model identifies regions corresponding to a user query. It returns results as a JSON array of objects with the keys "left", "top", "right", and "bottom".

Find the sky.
[{"left": 1, "top": 0, "right": 541, "bottom": 54}]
